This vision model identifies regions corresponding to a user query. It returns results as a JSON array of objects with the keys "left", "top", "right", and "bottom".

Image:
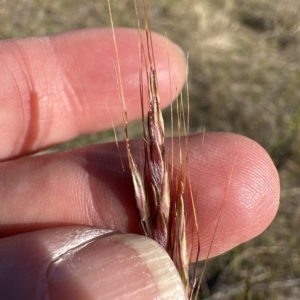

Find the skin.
[{"left": 0, "top": 28, "right": 280, "bottom": 299}]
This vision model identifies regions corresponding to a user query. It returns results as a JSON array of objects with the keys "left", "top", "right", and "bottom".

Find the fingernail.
[{"left": 47, "top": 233, "right": 186, "bottom": 299}]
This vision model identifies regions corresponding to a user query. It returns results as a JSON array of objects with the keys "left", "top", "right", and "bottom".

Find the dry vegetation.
[{"left": 1, "top": 0, "right": 300, "bottom": 299}]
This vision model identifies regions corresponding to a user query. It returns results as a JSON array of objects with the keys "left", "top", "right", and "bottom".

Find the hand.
[{"left": 0, "top": 28, "right": 280, "bottom": 299}]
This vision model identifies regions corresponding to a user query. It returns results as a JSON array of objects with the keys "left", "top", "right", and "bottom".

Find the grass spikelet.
[{"left": 147, "top": 65, "right": 171, "bottom": 249}]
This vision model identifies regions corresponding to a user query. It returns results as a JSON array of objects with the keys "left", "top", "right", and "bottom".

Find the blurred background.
[{"left": 1, "top": 0, "right": 300, "bottom": 298}]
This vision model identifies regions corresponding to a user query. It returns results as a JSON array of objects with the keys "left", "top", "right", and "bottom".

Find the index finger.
[{"left": 0, "top": 28, "right": 186, "bottom": 160}]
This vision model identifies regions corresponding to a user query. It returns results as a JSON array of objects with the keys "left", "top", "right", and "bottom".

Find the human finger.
[
  {"left": 0, "top": 28, "right": 186, "bottom": 160},
  {"left": 0, "top": 133, "right": 280, "bottom": 259},
  {"left": 0, "top": 227, "right": 185, "bottom": 299}
]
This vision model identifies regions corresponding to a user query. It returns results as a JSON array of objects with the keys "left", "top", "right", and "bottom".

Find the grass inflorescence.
[{"left": 108, "top": 1, "right": 201, "bottom": 297}]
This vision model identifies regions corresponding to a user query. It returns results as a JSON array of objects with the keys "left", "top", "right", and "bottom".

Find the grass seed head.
[{"left": 108, "top": 0, "right": 202, "bottom": 297}]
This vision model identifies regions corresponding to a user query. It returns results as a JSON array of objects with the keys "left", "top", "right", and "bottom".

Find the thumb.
[{"left": 0, "top": 227, "right": 186, "bottom": 299}]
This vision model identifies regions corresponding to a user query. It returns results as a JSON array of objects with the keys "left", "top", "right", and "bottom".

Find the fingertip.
[
  {"left": 46, "top": 232, "right": 186, "bottom": 300},
  {"left": 219, "top": 133, "right": 280, "bottom": 238},
  {"left": 186, "top": 133, "right": 280, "bottom": 258},
  {"left": 0, "top": 228, "right": 186, "bottom": 299}
]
